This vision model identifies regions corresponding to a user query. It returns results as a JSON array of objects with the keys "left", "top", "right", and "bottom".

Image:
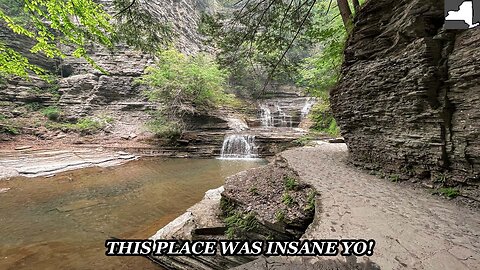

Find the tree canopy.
[
  {"left": 0, "top": 0, "right": 113, "bottom": 77},
  {"left": 0, "top": 0, "right": 172, "bottom": 78}
]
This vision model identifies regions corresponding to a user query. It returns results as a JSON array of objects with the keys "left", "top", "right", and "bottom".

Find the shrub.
[
  {"left": 24, "top": 102, "right": 43, "bottom": 111},
  {"left": 45, "top": 117, "right": 104, "bottom": 135},
  {"left": 139, "top": 49, "right": 233, "bottom": 111},
  {"left": 0, "top": 114, "right": 20, "bottom": 135},
  {"left": 310, "top": 99, "right": 340, "bottom": 137},
  {"left": 41, "top": 106, "right": 61, "bottom": 121},
  {"left": 139, "top": 49, "right": 234, "bottom": 139},
  {"left": 74, "top": 117, "right": 103, "bottom": 133},
  {"left": 146, "top": 114, "right": 182, "bottom": 140}
]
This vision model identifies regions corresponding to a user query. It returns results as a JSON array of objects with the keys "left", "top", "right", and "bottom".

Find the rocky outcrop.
[
  {"left": 331, "top": 0, "right": 479, "bottom": 198},
  {"left": 149, "top": 157, "right": 316, "bottom": 269},
  {"left": 0, "top": 0, "right": 224, "bottom": 149}
]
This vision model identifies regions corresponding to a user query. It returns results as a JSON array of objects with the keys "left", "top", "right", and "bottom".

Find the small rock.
[
  {"left": 422, "top": 183, "right": 434, "bottom": 189},
  {"left": 0, "top": 188, "right": 11, "bottom": 194},
  {"left": 128, "top": 133, "right": 137, "bottom": 139}
]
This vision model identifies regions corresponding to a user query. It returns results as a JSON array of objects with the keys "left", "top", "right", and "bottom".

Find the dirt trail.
[{"left": 236, "top": 143, "right": 480, "bottom": 270}]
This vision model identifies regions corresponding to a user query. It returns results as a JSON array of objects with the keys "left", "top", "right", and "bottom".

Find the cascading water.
[
  {"left": 220, "top": 134, "right": 258, "bottom": 159},
  {"left": 301, "top": 98, "right": 315, "bottom": 119},
  {"left": 275, "top": 104, "right": 293, "bottom": 127},
  {"left": 260, "top": 105, "right": 274, "bottom": 127}
]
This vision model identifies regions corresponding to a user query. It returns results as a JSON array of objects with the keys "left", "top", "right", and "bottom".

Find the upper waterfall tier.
[{"left": 258, "top": 97, "right": 315, "bottom": 128}]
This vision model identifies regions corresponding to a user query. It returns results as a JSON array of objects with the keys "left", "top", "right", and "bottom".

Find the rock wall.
[
  {"left": 331, "top": 0, "right": 479, "bottom": 195},
  {"left": 0, "top": 0, "right": 224, "bottom": 149}
]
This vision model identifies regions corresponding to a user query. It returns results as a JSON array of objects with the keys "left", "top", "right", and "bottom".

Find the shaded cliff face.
[
  {"left": 0, "top": 0, "right": 221, "bottom": 145},
  {"left": 331, "top": 0, "right": 479, "bottom": 196}
]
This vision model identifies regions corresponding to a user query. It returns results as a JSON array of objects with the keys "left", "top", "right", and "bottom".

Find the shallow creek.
[{"left": 0, "top": 158, "right": 265, "bottom": 270}]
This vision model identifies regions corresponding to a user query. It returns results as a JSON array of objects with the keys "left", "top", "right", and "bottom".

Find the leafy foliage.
[
  {"left": 45, "top": 117, "right": 105, "bottom": 135},
  {"left": 309, "top": 98, "right": 340, "bottom": 137},
  {"left": 0, "top": 113, "right": 20, "bottom": 135},
  {"left": 140, "top": 49, "right": 231, "bottom": 110},
  {"left": 139, "top": 49, "right": 233, "bottom": 138},
  {"left": 0, "top": 0, "right": 176, "bottom": 78},
  {"left": 437, "top": 188, "right": 460, "bottom": 199},
  {"left": 224, "top": 211, "right": 258, "bottom": 239},
  {"left": 112, "top": 0, "right": 173, "bottom": 53},
  {"left": 0, "top": 43, "right": 45, "bottom": 77},
  {"left": 304, "top": 190, "right": 316, "bottom": 212},
  {"left": 146, "top": 112, "right": 182, "bottom": 140},
  {"left": 200, "top": 0, "right": 318, "bottom": 96},
  {"left": 282, "top": 192, "right": 294, "bottom": 206},
  {"left": 41, "top": 106, "right": 61, "bottom": 121},
  {"left": 0, "top": 0, "right": 114, "bottom": 77},
  {"left": 284, "top": 176, "right": 298, "bottom": 191}
]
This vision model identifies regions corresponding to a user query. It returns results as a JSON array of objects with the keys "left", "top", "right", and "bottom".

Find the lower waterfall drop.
[{"left": 220, "top": 134, "right": 258, "bottom": 159}]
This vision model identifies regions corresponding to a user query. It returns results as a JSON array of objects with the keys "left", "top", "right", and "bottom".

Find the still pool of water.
[{"left": 0, "top": 158, "right": 265, "bottom": 270}]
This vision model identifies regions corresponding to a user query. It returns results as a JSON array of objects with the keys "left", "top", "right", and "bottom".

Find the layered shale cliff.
[
  {"left": 331, "top": 0, "right": 480, "bottom": 200},
  {"left": 0, "top": 0, "right": 228, "bottom": 153}
]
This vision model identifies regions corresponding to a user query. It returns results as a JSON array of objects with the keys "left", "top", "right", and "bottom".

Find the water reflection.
[{"left": 0, "top": 158, "right": 265, "bottom": 270}]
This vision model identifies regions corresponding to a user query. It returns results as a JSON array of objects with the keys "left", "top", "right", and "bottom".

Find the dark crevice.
[{"left": 438, "top": 31, "right": 457, "bottom": 172}]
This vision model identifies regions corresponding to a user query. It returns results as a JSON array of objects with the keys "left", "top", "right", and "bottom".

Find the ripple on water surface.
[{"left": 0, "top": 158, "right": 265, "bottom": 270}]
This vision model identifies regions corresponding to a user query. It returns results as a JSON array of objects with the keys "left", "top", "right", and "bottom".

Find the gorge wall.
[
  {"left": 0, "top": 0, "right": 219, "bottom": 146},
  {"left": 331, "top": 0, "right": 479, "bottom": 199}
]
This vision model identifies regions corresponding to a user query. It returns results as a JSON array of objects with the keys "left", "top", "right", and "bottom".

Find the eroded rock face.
[
  {"left": 331, "top": 0, "right": 479, "bottom": 193},
  {"left": 0, "top": 0, "right": 221, "bottom": 149}
]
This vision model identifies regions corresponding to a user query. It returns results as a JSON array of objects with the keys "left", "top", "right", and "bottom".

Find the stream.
[{"left": 0, "top": 158, "right": 265, "bottom": 270}]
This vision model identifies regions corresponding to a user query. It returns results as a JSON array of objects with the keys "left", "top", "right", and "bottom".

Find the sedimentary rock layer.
[{"left": 331, "top": 0, "right": 479, "bottom": 195}]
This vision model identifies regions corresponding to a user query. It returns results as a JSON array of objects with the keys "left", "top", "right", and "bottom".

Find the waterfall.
[
  {"left": 220, "top": 134, "right": 258, "bottom": 159},
  {"left": 301, "top": 98, "right": 315, "bottom": 119},
  {"left": 260, "top": 105, "right": 274, "bottom": 127},
  {"left": 275, "top": 104, "right": 293, "bottom": 127}
]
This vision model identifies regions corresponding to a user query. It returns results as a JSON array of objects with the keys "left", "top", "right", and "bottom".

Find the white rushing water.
[
  {"left": 260, "top": 104, "right": 274, "bottom": 127},
  {"left": 275, "top": 104, "right": 293, "bottom": 127},
  {"left": 301, "top": 98, "right": 316, "bottom": 119},
  {"left": 220, "top": 134, "right": 258, "bottom": 159}
]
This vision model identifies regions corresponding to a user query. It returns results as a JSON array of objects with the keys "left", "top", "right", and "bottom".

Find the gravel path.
[{"left": 236, "top": 143, "right": 480, "bottom": 270}]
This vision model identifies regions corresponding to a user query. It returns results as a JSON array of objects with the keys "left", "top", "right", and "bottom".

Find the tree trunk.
[
  {"left": 337, "top": 0, "right": 353, "bottom": 29},
  {"left": 352, "top": 0, "right": 360, "bottom": 13}
]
